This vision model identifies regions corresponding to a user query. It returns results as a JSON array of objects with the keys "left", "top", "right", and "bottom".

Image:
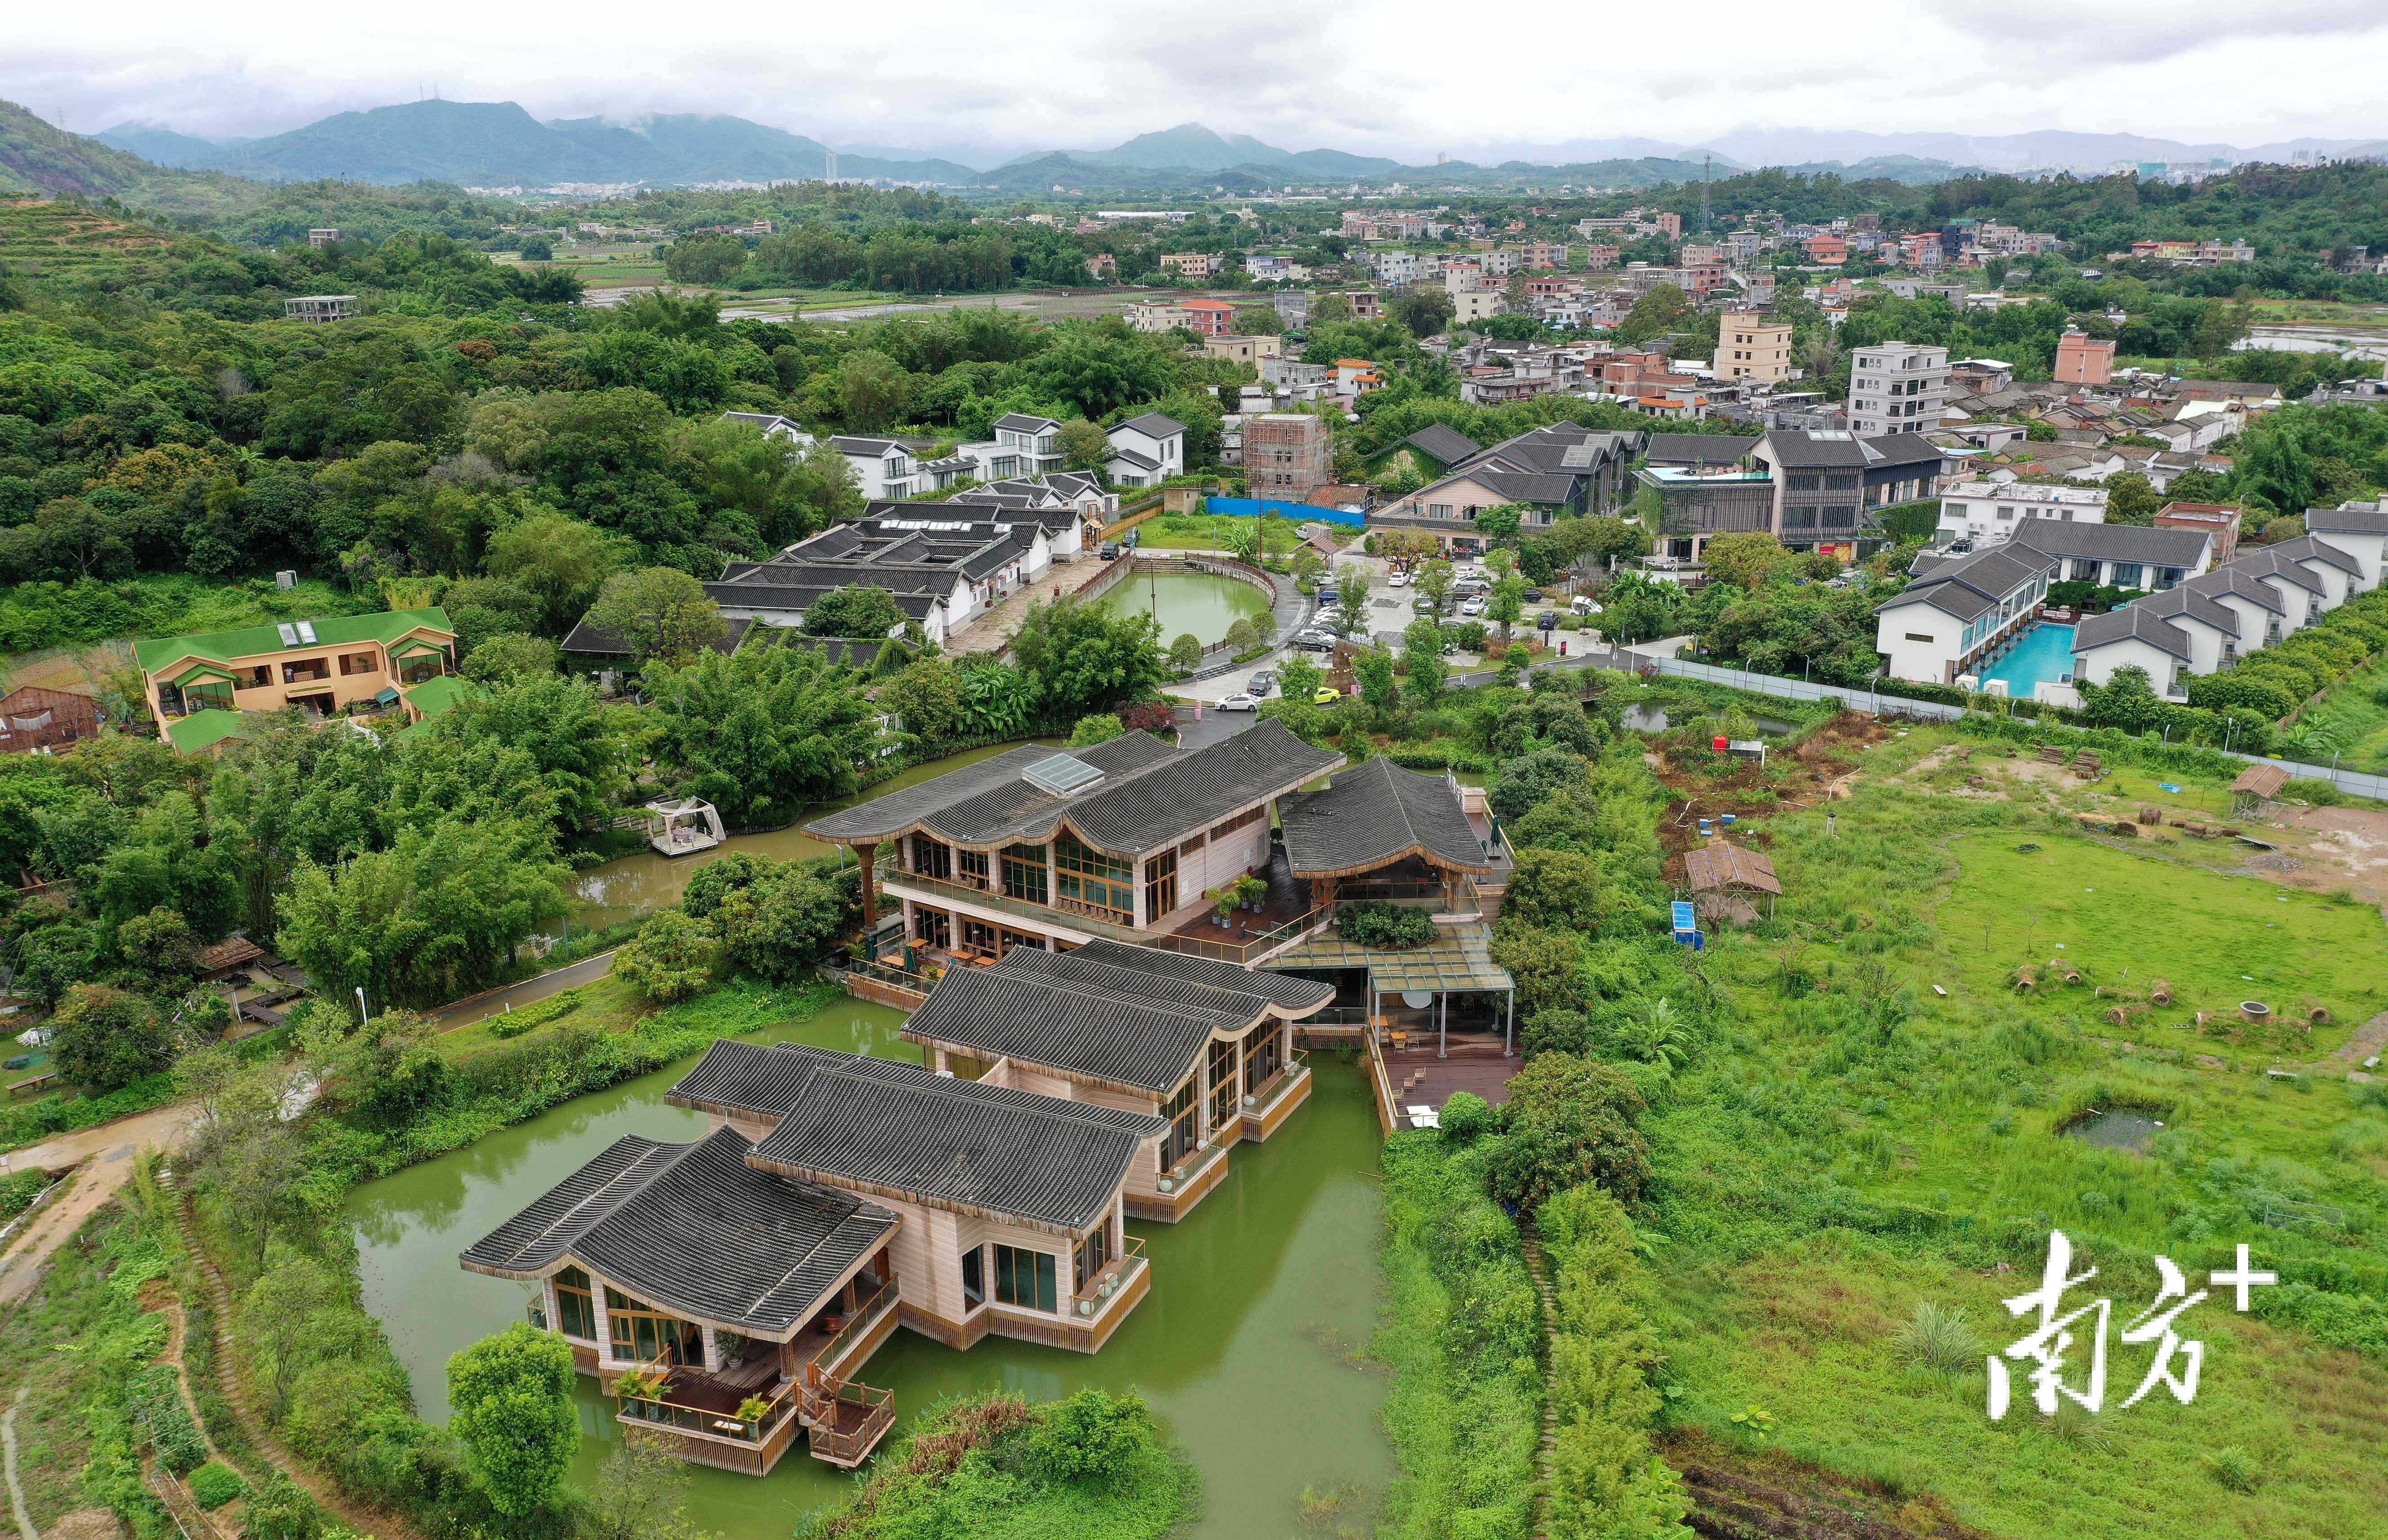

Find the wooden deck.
[{"left": 1372, "top": 1037, "right": 1518, "bottom": 1131}]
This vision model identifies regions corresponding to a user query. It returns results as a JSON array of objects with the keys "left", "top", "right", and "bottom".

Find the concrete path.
[{"left": 424, "top": 950, "right": 620, "bottom": 1031}]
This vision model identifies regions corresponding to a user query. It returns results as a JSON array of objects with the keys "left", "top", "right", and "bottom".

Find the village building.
[
  {"left": 0, "top": 685, "right": 100, "bottom": 755},
  {"left": 1370, "top": 423, "right": 1641, "bottom": 553},
  {"left": 693, "top": 511, "right": 1067, "bottom": 647},
  {"left": 135, "top": 609, "right": 459, "bottom": 755}
]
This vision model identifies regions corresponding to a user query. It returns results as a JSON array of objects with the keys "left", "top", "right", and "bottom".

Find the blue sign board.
[{"left": 1201, "top": 495, "right": 1368, "bottom": 526}]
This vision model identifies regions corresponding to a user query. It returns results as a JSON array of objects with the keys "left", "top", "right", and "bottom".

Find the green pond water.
[
  {"left": 346, "top": 1000, "right": 1392, "bottom": 1539},
  {"left": 567, "top": 740, "right": 1062, "bottom": 930},
  {"left": 1101, "top": 572, "right": 1271, "bottom": 647}
]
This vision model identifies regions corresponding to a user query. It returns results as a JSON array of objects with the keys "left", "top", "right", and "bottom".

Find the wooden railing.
[
  {"left": 616, "top": 1366, "right": 801, "bottom": 1446},
  {"left": 800, "top": 1365, "right": 897, "bottom": 1465},
  {"left": 814, "top": 1279, "right": 898, "bottom": 1372},
  {"left": 886, "top": 868, "right": 1329, "bottom": 963},
  {"left": 1073, "top": 1235, "right": 1147, "bottom": 1316}
]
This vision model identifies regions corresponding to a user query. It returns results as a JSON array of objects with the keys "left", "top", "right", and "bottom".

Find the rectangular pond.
[{"left": 1978, "top": 621, "right": 2077, "bottom": 697}]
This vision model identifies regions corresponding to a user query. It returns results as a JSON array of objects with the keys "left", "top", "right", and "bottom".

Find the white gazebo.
[{"left": 646, "top": 798, "right": 725, "bottom": 858}]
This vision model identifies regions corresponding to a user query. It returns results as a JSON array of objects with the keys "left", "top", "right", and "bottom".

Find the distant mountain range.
[{"left": 76, "top": 102, "right": 2388, "bottom": 195}]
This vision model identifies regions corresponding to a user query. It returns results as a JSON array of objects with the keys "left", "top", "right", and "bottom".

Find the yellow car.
[{"left": 1312, "top": 687, "right": 1342, "bottom": 704}]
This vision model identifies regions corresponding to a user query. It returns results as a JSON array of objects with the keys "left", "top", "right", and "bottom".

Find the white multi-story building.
[
  {"left": 1935, "top": 481, "right": 2109, "bottom": 544},
  {"left": 1847, "top": 341, "right": 1949, "bottom": 437}
]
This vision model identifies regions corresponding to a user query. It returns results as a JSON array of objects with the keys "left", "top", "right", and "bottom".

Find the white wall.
[
  {"left": 2311, "top": 529, "right": 2385, "bottom": 587},
  {"left": 1876, "top": 602, "right": 1959, "bottom": 684},
  {"left": 2072, "top": 634, "right": 2186, "bottom": 694}
]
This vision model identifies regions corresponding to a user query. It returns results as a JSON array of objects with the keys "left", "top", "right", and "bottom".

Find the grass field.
[
  {"left": 1636, "top": 721, "right": 2388, "bottom": 1538},
  {"left": 2293, "top": 657, "right": 2388, "bottom": 772},
  {"left": 1130, "top": 511, "right": 1307, "bottom": 555}
]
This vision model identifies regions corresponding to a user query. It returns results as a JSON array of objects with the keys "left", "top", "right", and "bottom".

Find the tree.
[
  {"left": 1169, "top": 632, "right": 1204, "bottom": 670},
  {"left": 460, "top": 633, "right": 560, "bottom": 683},
  {"left": 583, "top": 1434, "right": 709, "bottom": 1540},
  {"left": 446, "top": 1323, "right": 579, "bottom": 1518},
  {"left": 1391, "top": 287, "right": 1455, "bottom": 338},
  {"left": 661, "top": 235, "right": 748, "bottom": 285},
  {"left": 1414, "top": 558, "right": 1456, "bottom": 619},
  {"left": 1701, "top": 532, "right": 1799, "bottom": 590},
  {"left": 1354, "top": 647, "right": 1401, "bottom": 720},
  {"left": 113, "top": 905, "right": 202, "bottom": 998},
  {"left": 1476, "top": 504, "right": 1527, "bottom": 543},
  {"left": 51, "top": 982, "right": 174, "bottom": 1092},
  {"left": 482, "top": 510, "right": 635, "bottom": 632},
  {"left": 711, "top": 865, "right": 849, "bottom": 983},
  {"left": 1070, "top": 714, "right": 1125, "bottom": 746},
  {"left": 1402, "top": 618, "right": 1449, "bottom": 708},
  {"left": 1310, "top": 291, "right": 1356, "bottom": 325},
  {"left": 1011, "top": 600, "right": 1169, "bottom": 721},
  {"left": 1334, "top": 564, "right": 1371, "bottom": 636},
  {"left": 804, "top": 584, "right": 908, "bottom": 638},
  {"left": 1490, "top": 748, "right": 1592, "bottom": 821},
  {"left": 1615, "top": 284, "right": 1690, "bottom": 347},
  {"left": 1485, "top": 1052, "right": 1651, "bottom": 1209},
  {"left": 1506, "top": 848, "right": 1617, "bottom": 934},
  {"left": 828, "top": 350, "right": 914, "bottom": 432},
  {"left": 587, "top": 566, "right": 726, "bottom": 666},
  {"left": 2104, "top": 470, "right": 2162, "bottom": 526},
  {"left": 644, "top": 640, "right": 887, "bottom": 821},
  {"left": 1233, "top": 305, "right": 1285, "bottom": 336},
  {"left": 1489, "top": 573, "right": 1527, "bottom": 639},
  {"left": 878, "top": 657, "right": 964, "bottom": 743},
  {"left": 1056, "top": 417, "right": 1112, "bottom": 474}
]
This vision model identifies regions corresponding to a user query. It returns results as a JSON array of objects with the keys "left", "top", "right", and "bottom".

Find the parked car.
[
  {"left": 1459, "top": 596, "right": 1487, "bottom": 616},
  {"left": 1218, "top": 692, "right": 1260, "bottom": 711},
  {"left": 1387, "top": 571, "right": 1409, "bottom": 587},
  {"left": 1247, "top": 670, "right": 1276, "bottom": 695},
  {"left": 1523, "top": 588, "right": 1543, "bottom": 602},
  {"left": 1100, "top": 541, "right": 1123, "bottom": 559},
  {"left": 1537, "top": 611, "right": 1559, "bottom": 631},
  {"left": 1294, "top": 632, "right": 1336, "bottom": 652},
  {"left": 1312, "top": 687, "right": 1342, "bottom": 704}
]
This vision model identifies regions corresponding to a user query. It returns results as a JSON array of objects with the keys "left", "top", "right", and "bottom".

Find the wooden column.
[{"left": 856, "top": 842, "right": 878, "bottom": 928}]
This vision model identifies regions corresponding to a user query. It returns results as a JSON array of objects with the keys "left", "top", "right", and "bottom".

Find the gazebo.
[
  {"left": 1684, "top": 842, "right": 1781, "bottom": 928},
  {"left": 646, "top": 798, "right": 726, "bottom": 858},
  {"left": 2229, "top": 763, "right": 2290, "bottom": 817}
]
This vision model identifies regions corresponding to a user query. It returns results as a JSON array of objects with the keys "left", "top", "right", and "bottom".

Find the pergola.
[
  {"left": 1684, "top": 842, "right": 1782, "bottom": 928},
  {"left": 1274, "top": 923, "right": 1516, "bottom": 1057},
  {"left": 647, "top": 798, "right": 725, "bottom": 857}
]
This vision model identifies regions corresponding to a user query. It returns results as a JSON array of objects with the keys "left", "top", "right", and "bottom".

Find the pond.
[
  {"left": 1621, "top": 705, "right": 1801, "bottom": 736},
  {"left": 567, "top": 740, "right": 1060, "bottom": 930},
  {"left": 2061, "top": 1108, "right": 2163, "bottom": 1152},
  {"left": 346, "top": 1003, "right": 1392, "bottom": 1540},
  {"left": 1101, "top": 572, "right": 1272, "bottom": 647}
]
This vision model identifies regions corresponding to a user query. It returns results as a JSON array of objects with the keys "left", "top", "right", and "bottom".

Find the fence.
[
  {"left": 1639, "top": 654, "right": 2388, "bottom": 800},
  {"left": 1200, "top": 496, "right": 1367, "bottom": 527}
]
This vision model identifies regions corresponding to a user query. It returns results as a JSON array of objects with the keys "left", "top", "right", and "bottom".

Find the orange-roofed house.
[{"left": 1178, "top": 299, "right": 1236, "bottom": 336}]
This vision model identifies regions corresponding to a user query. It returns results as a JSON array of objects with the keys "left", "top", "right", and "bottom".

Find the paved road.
[{"left": 425, "top": 950, "right": 620, "bottom": 1031}]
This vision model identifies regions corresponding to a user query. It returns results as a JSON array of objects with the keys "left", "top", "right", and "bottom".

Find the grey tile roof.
[
  {"left": 729, "top": 1043, "right": 1161, "bottom": 1231},
  {"left": 2074, "top": 604, "right": 2191, "bottom": 661},
  {"left": 1108, "top": 446, "right": 1163, "bottom": 472},
  {"left": 1404, "top": 424, "right": 1485, "bottom": 465},
  {"left": 804, "top": 732, "right": 1174, "bottom": 844},
  {"left": 1881, "top": 543, "right": 2053, "bottom": 621},
  {"left": 819, "top": 719, "right": 1338, "bottom": 858},
  {"left": 457, "top": 1127, "right": 898, "bottom": 1335},
  {"left": 828, "top": 436, "right": 904, "bottom": 455},
  {"left": 2183, "top": 565, "right": 2286, "bottom": 613},
  {"left": 1113, "top": 412, "right": 1186, "bottom": 440},
  {"left": 2232, "top": 549, "right": 2326, "bottom": 593},
  {"left": 993, "top": 413, "right": 1062, "bottom": 433},
  {"left": 2258, "top": 533, "right": 2361, "bottom": 574},
  {"left": 2306, "top": 503, "right": 2388, "bottom": 535},
  {"left": 1462, "top": 470, "right": 1579, "bottom": 506},
  {"left": 2010, "top": 519, "right": 2211, "bottom": 569},
  {"left": 902, "top": 943, "right": 1311, "bottom": 1096},
  {"left": 1280, "top": 758, "right": 1492, "bottom": 876},
  {"left": 561, "top": 616, "right": 751, "bottom": 658},
  {"left": 1761, "top": 429, "right": 1872, "bottom": 467},
  {"left": 1859, "top": 434, "right": 1953, "bottom": 471},
  {"left": 1070, "top": 938, "right": 1333, "bottom": 1012},
  {"left": 2136, "top": 586, "right": 2240, "bottom": 638}
]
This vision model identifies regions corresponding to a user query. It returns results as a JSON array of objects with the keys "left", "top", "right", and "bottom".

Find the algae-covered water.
[{"left": 346, "top": 1001, "right": 1392, "bottom": 1537}]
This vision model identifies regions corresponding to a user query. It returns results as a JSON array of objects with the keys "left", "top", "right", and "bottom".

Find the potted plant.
[
  {"left": 614, "top": 1367, "right": 670, "bottom": 1417},
  {"left": 1205, "top": 884, "right": 1239, "bottom": 928},
  {"left": 1236, "top": 874, "right": 1268, "bottom": 912},
  {"left": 736, "top": 1394, "right": 772, "bottom": 1434}
]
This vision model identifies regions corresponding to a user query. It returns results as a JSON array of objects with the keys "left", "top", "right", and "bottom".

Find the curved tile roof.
[
  {"left": 457, "top": 1127, "right": 898, "bottom": 1336},
  {"left": 1279, "top": 758, "right": 1492, "bottom": 877},
  {"left": 804, "top": 732, "right": 1172, "bottom": 844}
]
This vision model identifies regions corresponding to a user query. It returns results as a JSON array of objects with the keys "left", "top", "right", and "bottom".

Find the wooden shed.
[
  {"left": 1684, "top": 843, "right": 1782, "bottom": 927},
  {"left": 2229, "top": 763, "right": 2291, "bottom": 816},
  {"left": 0, "top": 686, "right": 99, "bottom": 754}
]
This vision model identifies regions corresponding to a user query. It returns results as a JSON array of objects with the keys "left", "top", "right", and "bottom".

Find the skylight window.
[
  {"left": 1023, "top": 753, "right": 1105, "bottom": 796},
  {"left": 296, "top": 621, "right": 319, "bottom": 644},
  {"left": 276, "top": 623, "right": 301, "bottom": 646}
]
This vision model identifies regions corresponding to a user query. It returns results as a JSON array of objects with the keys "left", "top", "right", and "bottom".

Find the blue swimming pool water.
[{"left": 1979, "top": 622, "right": 2077, "bottom": 694}]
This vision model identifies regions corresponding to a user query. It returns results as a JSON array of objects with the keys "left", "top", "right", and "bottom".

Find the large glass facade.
[
  {"left": 1208, "top": 1036, "right": 1239, "bottom": 1130},
  {"left": 1056, "top": 834, "right": 1134, "bottom": 916},
  {"left": 1143, "top": 847, "right": 1178, "bottom": 920},
  {"left": 1160, "top": 1077, "right": 1199, "bottom": 1173},
  {"left": 1002, "top": 843, "right": 1049, "bottom": 904},
  {"left": 604, "top": 1286, "right": 697, "bottom": 1365},
  {"left": 993, "top": 1244, "right": 1057, "bottom": 1313},
  {"left": 554, "top": 1265, "right": 596, "bottom": 1339}
]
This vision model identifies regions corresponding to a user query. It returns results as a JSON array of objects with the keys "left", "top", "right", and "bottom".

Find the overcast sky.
[{"left": 13, "top": 0, "right": 2388, "bottom": 163}]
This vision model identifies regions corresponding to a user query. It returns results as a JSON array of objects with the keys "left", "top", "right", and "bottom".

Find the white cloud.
[{"left": 9, "top": 0, "right": 2388, "bottom": 161}]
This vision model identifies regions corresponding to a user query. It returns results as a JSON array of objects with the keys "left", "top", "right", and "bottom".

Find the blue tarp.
[{"left": 1200, "top": 495, "right": 1367, "bottom": 526}]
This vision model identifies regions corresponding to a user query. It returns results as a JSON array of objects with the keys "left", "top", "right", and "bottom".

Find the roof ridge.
[{"left": 491, "top": 1134, "right": 681, "bottom": 1268}]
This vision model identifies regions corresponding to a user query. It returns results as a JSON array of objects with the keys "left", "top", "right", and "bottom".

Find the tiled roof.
[
  {"left": 561, "top": 616, "right": 752, "bottom": 658},
  {"left": 804, "top": 732, "right": 1175, "bottom": 843},
  {"left": 902, "top": 942, "right": 1322, "bottom": 1096},
  {"left": 1642, "top": 433, "right": 1757, "bottom": 466},
  {"left": 162, "top": 709, "right": 259, "bottom": 754},
  {"left": 2183, "top": 565, "right": 2286, "bottom": 614},
  {"left": 458, "top": 1127, "right": 899, "bottom": 1335},
  {"left": 2010, "top": 520, "right": 2210, "bottom": 568},
  {"left": 994, "top": 413, "right": 1061, "bottom": 433},
  {"left": 2306, "top": 503, "right": 2388, "bottom": 535},
  {"left": 1280, "top": 758, "right": 1491, "bottom": 877},
  {"left": 725, "top": 1044, "right": 1161, "bottom": 1231},
  {"left": 2257, "top": 533, "right": 2361, "bottom": 575},
  {"left": 2136, "top": 586, "right": 2240, "bottom": 638},
  {"left": 1403, "top": 424, "right": 1484, "bottom": 465},
  {"left": 2074, "top": 604, "right": 2191, "bottom": 661},
  {"left": 1112, "top": 412, "right": 1186, "bottom": 440},
  {"left": 2230, "top": 548, "right": 2325, "bottom": 594},
  {"left": 136, "top": 608, "right": 453, "bottom": 675},
  {"left": 1108, "top": 446, "right": 1163, "bottom": 472}
]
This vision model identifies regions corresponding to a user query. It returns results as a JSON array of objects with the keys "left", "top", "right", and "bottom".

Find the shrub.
[
  {"left": 1522, "top": 1010, "right": 1592, "bottom": 1059},
  {"left": 1440, "top": 1092, "right": 1490, "bottom": 1140},
  {"left": 1069, "top": 713, "right": 1125, "bottom": 746},
  {"left": 611, "top": 910, "right": 719, "bottom": 1003},
  {"left": 1029, "top": 1387, "right": 1161, "bottom": 1487},
  {"left": 1339, "top": 901, "right": 1437, "bottom": 949},
  {"left": 187, "top": 1462, "right": 249, "bottom": 1510},
  {"left": 1890, "top": 1300, "right": 1979, "bottom": 1375},
  {"left": 1168, "top": 633, "right": 1204, "bottom": 670},
  {"left": 1488, "top": 747, "right": 1592, "bottom": 821},
  {"left": 242, "top": 1473, "right": 325, "bottom": 1540}
]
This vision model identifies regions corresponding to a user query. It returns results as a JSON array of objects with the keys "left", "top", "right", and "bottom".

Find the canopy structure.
[
  {"left": 2229, "top": 764, "right": 2290, "bottom": 814},
  {"left": 1684, "top": 843, "right": 1780, "bottom": 928},
  {"left": 648, "top": 798, "right": 726, "bottom": 857},
  {"left": 1272, "top": 920, "right": 1516, "bottom": 1056}
]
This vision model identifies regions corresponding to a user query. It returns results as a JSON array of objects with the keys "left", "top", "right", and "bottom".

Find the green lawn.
[
  {"left": 1130, "top": 512, "right": 1307, "bottom": 555},
  {"left": 2294, "top": 657, "right": 2388, "bottom": 773},
  {"left": 1638, "top": 730, "right": 2388, "bottom": 1539}
]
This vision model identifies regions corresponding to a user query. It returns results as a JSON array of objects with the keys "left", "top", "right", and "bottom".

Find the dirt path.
[
  {"left": 0, "top": 1102, "right": 200, "bottom": 1311},
  {"left": 163, "top": 1179, "right": 427, "bottom": 1540},
  {"left": 2319, "top": 1009, "right": 2388, "bottom": 1077},
  {"left": 3, "top": 1386, "right": 34, "bottom": 1540},
  {"left": 1521, "top": 1223, "right": 1559, "bottom": 1540}
]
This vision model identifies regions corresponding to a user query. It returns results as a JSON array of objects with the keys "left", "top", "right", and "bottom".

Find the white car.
[
  {"left": 1217, "top": 692, "right": 1260, "bottom": 711},
  {"left": 1387, "top": 571, "right": 1409, "bottom": 587},
  {"left": 1459, "top": 596, "right": 1487, "bottom": 616}
]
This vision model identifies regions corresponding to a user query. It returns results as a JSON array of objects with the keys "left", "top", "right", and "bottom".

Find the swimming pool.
[{"left": 1978, "top": 622, "right": 2077, "bottom": 695}]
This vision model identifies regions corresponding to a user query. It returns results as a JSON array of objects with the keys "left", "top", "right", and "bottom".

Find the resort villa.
[
  {"left": 133, "top": 608, "right": 460, "bottom": 754},
  {"left": 461, "top": 726, "right": 1527, "bottom": 1476},
  {"left": 1875, "top": 498, "right": 2386, "bottom": 700}
]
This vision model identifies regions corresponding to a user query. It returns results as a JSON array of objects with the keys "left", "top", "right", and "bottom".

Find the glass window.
[
  {"left": 1160, "top": 1077, "right": 1199, "bottom": 1174},
  {"left": 1001, "top": 844, "right": 1048, "bottom": 904},
  {"left": 554, "top": 1266, "right": 596, "bottom": 1340},
  {"left": 994, "top": 1245, "right": 1057, "bottom": 1313},
  {"left": 959, "top": 848, "right": 989, "bottom": 884},
  {"left": 961, "top": 1247, "right": 986, "bottom": 1309},
  {"left": 1074, "top": 1226, "right": 1112, "bottom": 1294},
  {"left": 1209, "top": 1037, "right": 1239, "bottom": 1130},
  {"left": 604, "top": 1287, "right": 695, "bottom": 1365},
  {"left": 2112, "top": 564, "right": 2144, "bottom": 588},
  {"left": 1055, "top": 834, "right": 1135, "bottom": 915},
  {"left": 1143, "top": 847, "right": 1178, "bottom": 921},
  {"left": 912, "top": 835, "right": 952, "bottom": 879},
  {"left": 1244, "top": 1025, "right": 1282, "bottom": 1091}
]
